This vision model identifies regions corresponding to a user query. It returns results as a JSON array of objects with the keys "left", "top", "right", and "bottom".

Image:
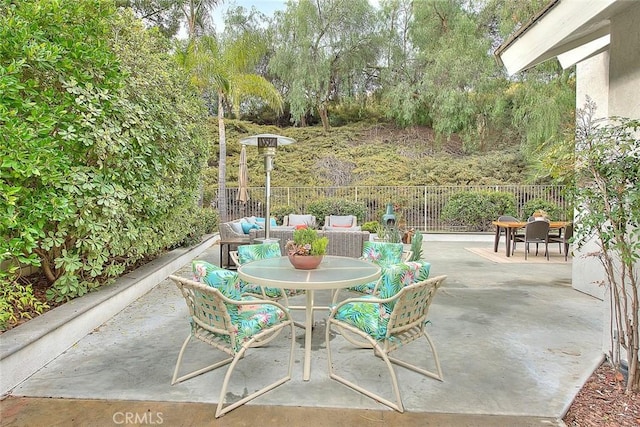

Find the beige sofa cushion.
[
  {"left": 287, "top": 214, "right": 315, "bottom": 226},
  {"left": 327, "top": 215, "right": 356, "bottom": 227}
]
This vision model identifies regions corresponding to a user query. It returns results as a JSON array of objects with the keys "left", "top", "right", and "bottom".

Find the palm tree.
[
  {"left": 181, "top": 0, "right": 222, "bottom": 38},
  {"left": 178, "top": 33, "right": 283, "bottom": 221}
]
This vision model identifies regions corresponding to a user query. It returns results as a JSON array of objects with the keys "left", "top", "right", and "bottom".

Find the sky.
[{"left": 213, "top": 0, "right": 380, "bottom": 31}]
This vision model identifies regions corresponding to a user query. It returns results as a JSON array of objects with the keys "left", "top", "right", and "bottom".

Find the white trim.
[
  {"left": 558, "top": 34, "right": 610, "bottom": 68},
  {"left": 499, "top": 0, "right": 619, "bottom": 75}
]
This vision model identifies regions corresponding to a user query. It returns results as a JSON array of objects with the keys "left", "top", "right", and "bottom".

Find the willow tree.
[
  {"left": 379, "top": 0, "right": 500, "bottom": 150},
  {"left": 178, "top": 32, "right": 283, "bottom": 221},
  {"left": 269, "top": 0, "right": 380, "bottom": 130},
  {"left": 483, "top": 0, "right": 575, "bottom": 168}
]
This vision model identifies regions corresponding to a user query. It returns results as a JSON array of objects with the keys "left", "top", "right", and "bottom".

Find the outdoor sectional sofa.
[{"left": 249, "top": 228, "right": 371, "bottom": 259}]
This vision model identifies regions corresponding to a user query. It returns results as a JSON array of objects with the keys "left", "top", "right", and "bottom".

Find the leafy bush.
[
  {"left": 307, "top": 198, "right": 368, "bottom": 226},
  {"left": 0, "top": 281, "right": 49, "bottom": 332},
  {"left": 175, "top": 208, "right": 220, "bottom": 248},
  {"left": 0, "top": 1, "right": 210, "bottom": 307},
  {"left": 522, "top": 198, "right": 562, "bottom": 220},
  {"left": 361, "top": 221, "right": 379, "bottom": 233},
  {"left": 441, "top": 191, "right": 516, "bottom": 231},
  {"left": 271, "top": 205, "right": 302, "bottom": 226}
]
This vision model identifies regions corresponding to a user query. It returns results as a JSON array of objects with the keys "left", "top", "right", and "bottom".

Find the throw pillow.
[
  {"left": 240, "top": 221, "right": 259, "bottom": 234},
  {"left": 255, "top": 217, "right": 278, "bottom": 228},
  {"left": 229, "top": 221, "right": 244, "bottom": 235},
  {"left": 192, "top": 260, "right": 242, "bottom": 300}
]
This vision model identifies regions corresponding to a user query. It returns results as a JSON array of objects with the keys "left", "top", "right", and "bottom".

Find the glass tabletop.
[{"left": 237, "top": 255, "right": 381, "bottom": 290}]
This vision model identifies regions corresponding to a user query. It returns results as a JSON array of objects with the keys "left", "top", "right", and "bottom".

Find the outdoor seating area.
[
  {"left": 492, "top": 216, "right": 573, "bottom": 261},
  {"left": 6, "top": 236, "right": 603, "bottom": 425},
  {"left": 5, "top": 0, "right": 639, "bottom": 424},
  {"left": 170, "top": 233, "right": 443, "bottom": 414}
]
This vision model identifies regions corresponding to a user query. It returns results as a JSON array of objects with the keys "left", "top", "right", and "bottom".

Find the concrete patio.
[{"left": 0, "top": 234, "right": 604, "bottom": 426}]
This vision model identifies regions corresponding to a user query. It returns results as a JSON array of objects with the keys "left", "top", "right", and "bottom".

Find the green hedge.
[
  {"left": 521, "top": 198, "right": 562, "bottom": 220},
  {"left": 0, "top": 0, "right": 211, "bottom": 321},
  {"left": 441, "top": 191, "right": 516, "bottom": 231}
]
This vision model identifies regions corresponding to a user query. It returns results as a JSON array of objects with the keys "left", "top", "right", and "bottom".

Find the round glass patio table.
[{"left": 237, "top": 255, "right": 381, "bottom": 381}]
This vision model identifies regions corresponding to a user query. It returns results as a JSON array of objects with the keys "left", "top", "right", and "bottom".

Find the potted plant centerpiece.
[
  {"left": 285, "top": 228, "right": 329, "bottom": 270},
  {"left": 532, "top": 209, "right": 549, "bottom": 221}
]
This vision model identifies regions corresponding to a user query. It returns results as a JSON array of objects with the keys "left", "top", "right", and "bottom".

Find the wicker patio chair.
[
  {"left": 513, "top": 220, "right": 550, "bottom": 260},
  {"left": 169, "top": 275, "right": 295, "bottom": 418},
  {"left": 322, "top": 215, "right": 360, "bottom": 231},
  {"left": 549, "top": 222, "right": 573, "bottom": 261},
  {"left": 326, "top": 275, "right": 446, "bottom": 412}
]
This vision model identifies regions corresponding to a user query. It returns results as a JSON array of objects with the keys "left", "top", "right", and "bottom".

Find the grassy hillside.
[{"left": 205, "top": 120, "right": 530, "bottom": 195}]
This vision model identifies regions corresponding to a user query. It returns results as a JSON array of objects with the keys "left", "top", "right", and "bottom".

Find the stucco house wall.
[{"left": 497, "top": 0, "right": 640, "bottom": 364}]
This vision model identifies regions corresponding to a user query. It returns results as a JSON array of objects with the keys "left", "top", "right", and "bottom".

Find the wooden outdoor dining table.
[{"left": 492, "top": 220, "right": 571, "bottom": 257}]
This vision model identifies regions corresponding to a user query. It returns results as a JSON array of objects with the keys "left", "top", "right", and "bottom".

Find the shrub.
[
  {"left": 271, "top": 205, "right": 301, "bottom": 225},
  {"left": 361, "top": 221, "right": 379, "bottom": 233},
  {"left": 441, "top": 191, "right": 516, "bottom": 231},
  {"left": 0, "top": 281, "right": 49, "bottom": 332},
  {"left": 176, "top": 208, "right": 220, "bottom": 248},
  {"left": 571, "top": 104, "right": 639, "bottom": 391},
  {"left": 0, "top": 1, "right": 210, "bottom": 306},
  {"left": 522, "top": 198, "right": 562, "bottom": 220},
  {"left": 307, "top": 198, "right": 367, "bottom": 226}
]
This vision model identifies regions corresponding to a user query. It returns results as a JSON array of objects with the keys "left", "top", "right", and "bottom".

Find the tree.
[
  {"left": 269, "top": 0, "right": 380, "bottom": 130},
  {"left": 178, "top": 31, "right": 283, "bottom": 221},
  {"left": 377, "top": 0, "right": 503, "bottom": 151},
  {"left": 572, "top": 99, "right": 640, "bottom": 392},
  {"left": 482, "top": 0, "right": 575, "bottom": 163},
  {"left": 114, "top": 0, "right": 222, "bottom": 38},
  {"left": 115, "top": 0, "right": 183, "bottom": 37},
  {"left": 182, "top": 0, "right": 222, "bottom": 38},
  {"left": 0, "top": 0, "right": 210, "bottom": 313}
]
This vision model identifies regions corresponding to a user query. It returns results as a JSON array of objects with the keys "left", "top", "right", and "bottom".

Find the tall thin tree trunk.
[
  {"left": 319, "top": 104, "right": 329, "bottom": 131},
  {"left": 217, "top": 91, "right": 228, "bottom": 222}
]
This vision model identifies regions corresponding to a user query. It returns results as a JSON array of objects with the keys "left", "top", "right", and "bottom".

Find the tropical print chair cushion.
[
  {"left": 349, "top": 260, "right": 431, "bottom": 303},
  {"left": 228, "top": 296, "right": 288, "bottom": 352},
  {"left": 191, "top": 282, "right": 287, "bottom": 352},
  {"left": 361, "top": 241, "right": 403, "bottom": 267},
  {"left": 192, "top": 260, "right": 243, "bottom": 300},
  {"left": 333, "top": 296, "right": 390, "bottom": 340},
  {"left": 235, "top": 243, "right": 302, "bottom": 299},
  {"left": 237, "top": 242, "right": 281, "bottom": 264}
]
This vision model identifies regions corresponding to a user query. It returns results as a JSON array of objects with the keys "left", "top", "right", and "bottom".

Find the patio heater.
[{"left": 239, "top": 134, "right": 296, "bottom": 242}]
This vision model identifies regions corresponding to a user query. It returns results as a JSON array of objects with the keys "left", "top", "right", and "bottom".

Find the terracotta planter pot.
[{"left": 288, "top": 255, "right": 323, "bottom": 270}]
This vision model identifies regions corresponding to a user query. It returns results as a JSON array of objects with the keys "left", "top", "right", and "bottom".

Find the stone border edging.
[{"left": 0, "top": 234, "right": 219, "bottom": 395}]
